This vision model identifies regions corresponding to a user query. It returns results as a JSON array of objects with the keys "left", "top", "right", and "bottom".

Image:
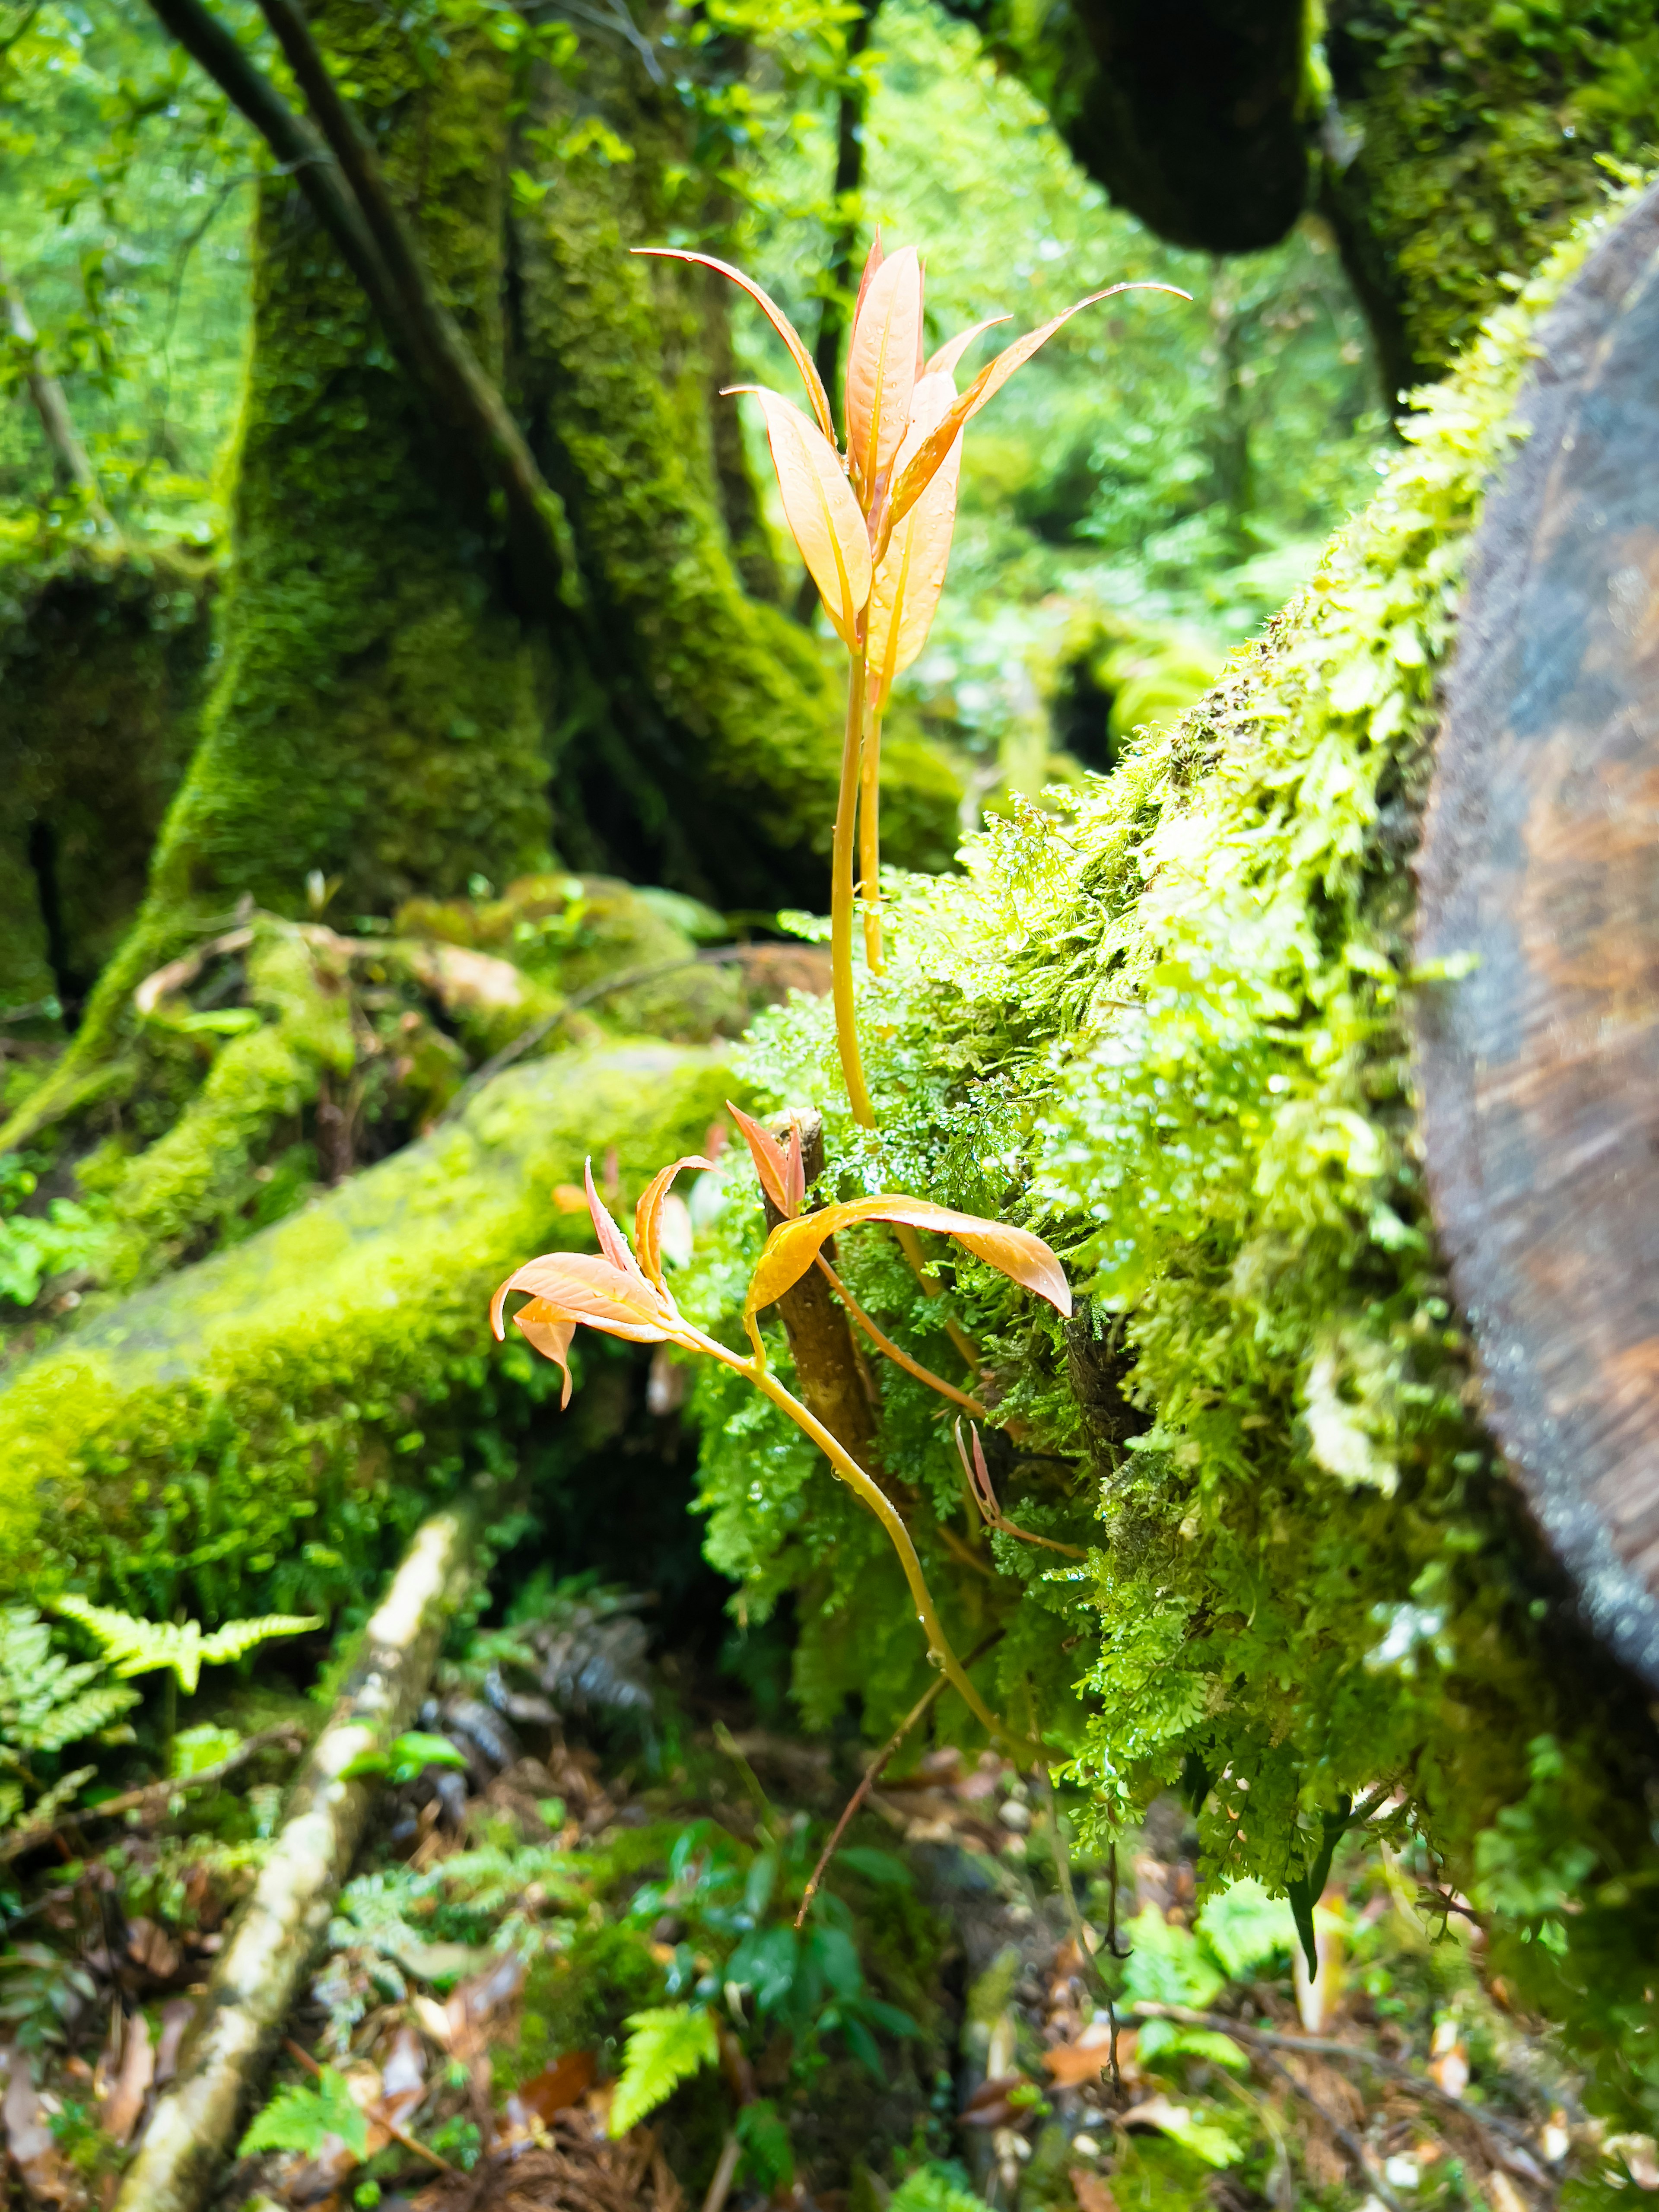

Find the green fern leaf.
[
  {"left": 29, "top": 1684, "right": 141, "bottom": 1751},
  {"left": 53, "top": 1599, "right": 320, "bottom": 1693},
  {"left": 239, "top": 2068, "right": 368, "bottom": 2160},
  {"left": 608, "top": 2004, "right": 718, "bottom": 2136},
  {"left": 198, "top": 1615, "right": 321, "bottom": 1668},
  {"left": 0, "top": 1780, "right": 23, "bottom": 1832}
]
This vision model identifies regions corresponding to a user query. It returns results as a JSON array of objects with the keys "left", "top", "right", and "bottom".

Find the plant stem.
[
  {"left": 859, "top": 701, "right": 884, "bottom": 973},
  {"left": 699, "top": 1319, "right": 1025, "bottom": 1753},
  {"left": 831, "top": 649, "right": 876, "bottom": 1127},
  {"left": 747, "top": 1362, "right": 1017, "bottom": 1749},
  {"left": 816, "top": 1255, "right": 985, "bottom": 1414}
]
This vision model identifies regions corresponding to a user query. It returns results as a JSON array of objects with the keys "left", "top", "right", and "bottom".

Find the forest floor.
[{"left": 0, "top": 1571, "right": 1596, "bottom": 2212}]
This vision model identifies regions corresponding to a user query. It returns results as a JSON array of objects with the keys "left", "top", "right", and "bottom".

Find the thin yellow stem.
[
  {"left": 891, "top": 1222, "right": 983, "bottom": 1374},
  {"left": 831, "top": 650, "right": 876, "bottom": 1128},
  {"left": 816, "top": 1255, "right": 986, "bottom": 1416},
  {"left": 859, "top": 702, "right": 884, "bottom": 975},
  {"left": 680, "top": 1317, "right": 1030, "bottom": 1755}
]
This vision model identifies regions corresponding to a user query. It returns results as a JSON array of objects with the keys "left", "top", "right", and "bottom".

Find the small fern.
[
  {"left": 608, "top": 2003, "right": 718, "bottom": 2136},
  {"left": 53, "top": 1599, "right": 321, "bottom": 1694},
  {"left": 0, "top": 1606, "right": 140, "bottom": 1764},
  {"left": 239, "top": 2067, "right": 368, "bottom": 2160}
]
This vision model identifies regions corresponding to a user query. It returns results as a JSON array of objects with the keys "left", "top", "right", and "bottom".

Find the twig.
[
  {"left": 795, "top": 1630, "right": 1003, "bottom": 1928},
  {"left": 699, "top": 2129, "right": 742, "bottom": 2212},
  {"left": 434, "top": 950, "right": 745, "bottom": 1125},
  {"left": 1203, "top": 2033, "right": 1407, "bottom": 2212},
  {"left": 282, "top": 2037, "right": 454, "bottom": 2173},
  {"left": 816, "top": 1256, "right": 987, "bottom": 1416},
  {"left": 0, "top": 1725, "right": 305, "bottom": 1865},
  {"left": 1035, "top": 1763, "right": 1122, "bottom": 2094},
  {"left": 1124, "top": 2002, "right": 1545, "bottom": 2177}
]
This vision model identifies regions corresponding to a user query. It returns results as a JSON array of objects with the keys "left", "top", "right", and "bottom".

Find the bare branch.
[{"left": 0, "top": 254, "right": 113, "bottom": 526}]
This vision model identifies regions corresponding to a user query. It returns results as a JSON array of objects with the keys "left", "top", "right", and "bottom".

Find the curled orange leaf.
[
  {"left": 882, "top": 282, "right": 1191, "bottom": 552},
  {"left": 633, "top": 1155, "right": 713, "bottom": 1292},
  {"left": 844, "top": 244, "right": 923, "bottom": 503},
  {"left": 730, "top": 388, "right": 871, "bottom": 647},
  {"left": 924, "top": 314, "right": 1010, "bottom": 381},
  {"left": 632, "top": 247, "right": 836, "bottom": 446},
  {"left": 747, "top": 1195, "right": 1071, "bottom": 1317},
  {"left": 513, "top": 1301, "right": 578, "bottom": 1406},
  {"left": 585, "top": 1156, "right": 648, "bottom": 1283},
  {"left": 490, "top": 1251, "right": 676, "bottom": 1346},
  {"left": 728, "top": 1102, "right": 805, "bottom": 1219}
]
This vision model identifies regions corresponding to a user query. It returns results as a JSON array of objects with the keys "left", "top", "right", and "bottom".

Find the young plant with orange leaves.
[
  {"left": 637, "top": 236, "right": 1185, "bottom": 1128},
  {"left": 491, "top": 1116, "right": 1072, "bottom": 1749}
]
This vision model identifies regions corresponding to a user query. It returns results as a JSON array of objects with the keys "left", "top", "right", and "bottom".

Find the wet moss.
[
  {"left": 702, "top": 185, "right": 1659, "bottom": 2134},
  {"left": 0, "top": 1040, "right": 731, "bottom": 1619}
]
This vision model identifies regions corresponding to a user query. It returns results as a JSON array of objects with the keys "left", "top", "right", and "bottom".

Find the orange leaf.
[
  {"left": 491, "top": 1251, "right": 674, "bottom": 1346},
  {"left": 633, "top": 1154, "right": 714, "bottom": 1290},
  {"left": 730, "top": 388, "right": 872, "bottom": 645},
  {"left": 866, "top": 371, "right": 961, "bottom": 709},
  {"left": 850, "top": 229, "right": 884, "bottom": 351},
  {"left": 513, "top": 1300, "right": 578, "bottom": 1406},
  {"left": 747, "top": 1195, "right": 1070, "bottom": 1316},
  {"left": 728, "top": 1101, "right": 801, "bottom": 1218},
  {"left": 925, "top": 314, "right": 1010, "bottom": 381},
  {"left": 884, "top": 282, "right": 1190, "bottom": 550},
  {"left": 585, "top": 1157, "right": 648, "bottom": 1283},
  {"left": 844, "top": 245, "right": 923, "bottom": 501},
  {"left": 632, "top": 247, "right": 836, "bottom": 447}
]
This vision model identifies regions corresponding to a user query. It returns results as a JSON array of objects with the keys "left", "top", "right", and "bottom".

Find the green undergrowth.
[
  {"left": 0, "top": 1039, "right": 731, "bottom": 1622},
  {"left": 679, "top": 185, "right": 1659, "bottom": 2152}
]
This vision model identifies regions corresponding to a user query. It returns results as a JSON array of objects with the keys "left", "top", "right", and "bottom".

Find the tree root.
[{"left": 112, "top": 1504, "right": 475, "bottom": 2212}]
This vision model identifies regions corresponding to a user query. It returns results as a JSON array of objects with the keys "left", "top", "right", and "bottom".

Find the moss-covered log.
[
  {"left": 0, "top": 1039, "right": 730, "bottom": 1616},
  {"left": 692, "top": 184, "right": 1659, "bottom": 2134}
]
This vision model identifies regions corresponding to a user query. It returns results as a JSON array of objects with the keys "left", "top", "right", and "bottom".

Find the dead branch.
[
  {"left": 113, "top": 1505, "right": 476, "bottom": 2212},
  {"left": 0, "top": 1723, "right": 304, "bottom": 1866},
  {"left": 0, "top": 254, "right": 111, "bottom": 524}
]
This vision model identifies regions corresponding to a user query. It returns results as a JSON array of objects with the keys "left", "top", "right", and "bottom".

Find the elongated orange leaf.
[
  {"left": 514, "top": 1300, "right": 578, "bottom": 1406},
  {"left": 490, "top": 1251, "right": 674, "bottom": 1343},
  {"left": 634, "top": 1154, "right": 713, "bottom": 1291},
  {"left": 585, "top": 1157, "right": 647, "bottom": 1283},
  {"left": 731, "top": 388, "right": 871, "bottom": 647},
  {"left": 884, "top": 282, "right": 1191, "bottom": 549},
  {"left": 866, "top": 372, "right": 961, "bottom": 709},
  {"left": 850, "top": 228, "right": 884, "bottom": 348},
  {"left": 632, "top": 248, "right": 837, "bottom": 447},
  {"left": 747, "top": 1195, "right": 1070, "bottom": 1316},
  {"left": 728, "top": 1102, "right": 801, "bottom": 1219},
  {"left": 925, "top": 315, "right": 1010, "bottom": 381},
  {"left": 844, "top": 245, "right": 922, "bottom": 500}
]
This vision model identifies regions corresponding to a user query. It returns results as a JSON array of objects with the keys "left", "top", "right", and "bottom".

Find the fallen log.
[
  {"left": 0, "top": 1039, "right": 731, "bottom": 1605},
  {"left": 113, "top": 1503, "right": 474, "bottom": 2212}
]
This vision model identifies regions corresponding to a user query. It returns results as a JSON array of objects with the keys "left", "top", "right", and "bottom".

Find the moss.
[
  {"left": 1323, "top": 0, "right": 1659, "bottom": 387},
  {"left": 0, "top": 1039, "right": 731, "bottom": 1620},
  {"left": 512, "top": 52, "right": 960, "bottom": 904},
  {"left": 99, "top": 922, "right": 356, "bottom": 1286},
  {"left": 698, "top": 185, "right": 1659, "bottom": 2133},
  {"left": 0, "top": 549, "right": 210, "bottom": 1016}
]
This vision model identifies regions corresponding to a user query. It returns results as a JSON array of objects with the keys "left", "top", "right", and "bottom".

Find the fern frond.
[
  {"left": 53, "top": 1599, "right": 321, "bottom": 1692},
  {"left": 0, "top": 1780, "right": 23, "bottom": 1832},
  {"left": 199, "top": 1615, "right": 321, "bottom": 1667},
  {"left": 608, "top": 2004, "right": 718, "bottom": 2136},
  {"left": 239, "top": 2069, "right": 368, "bottom": 2160},
  {"left": 28, "top": 1684, "right": 140, "bottom": 1752}
]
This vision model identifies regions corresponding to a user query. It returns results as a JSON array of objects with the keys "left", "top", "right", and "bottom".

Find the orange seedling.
[
  {"left": 492, "top": 1121, "right": 1073, "bottom": 1749},
  {"left": 635, "top": 239, "right": 1187, "bottom": 1125}
]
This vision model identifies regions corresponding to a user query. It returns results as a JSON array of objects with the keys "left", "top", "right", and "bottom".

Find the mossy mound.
[{"left": 0, "top": 1039, "right": 731, "bottom": 1621}]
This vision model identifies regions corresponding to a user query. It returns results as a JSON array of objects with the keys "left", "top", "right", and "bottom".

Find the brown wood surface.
[{"left": 1414, "top": 184, "right": 1659, "bottom": 1687}]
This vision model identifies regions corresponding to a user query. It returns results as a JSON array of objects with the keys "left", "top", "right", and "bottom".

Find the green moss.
[
  {"left": 698, "top": 185, "right": 1659, "bottom": 2133},
  {"left": 0, "top": 549, "right": 210, "bottom": 1015},
  {"left": 1324, "top": 0, "right": 1659, "bottom": 385},
  {"left": 0, "top": 1039, "right": 731, "bottom": 1619},
  {"left": 99, "top": 922, "right": 356, "bottom": 1285}
]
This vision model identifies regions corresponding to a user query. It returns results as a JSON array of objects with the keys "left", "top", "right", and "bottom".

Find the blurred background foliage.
[{"left": 0, "top": 0, "right": 1387, "bottom": 798}]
